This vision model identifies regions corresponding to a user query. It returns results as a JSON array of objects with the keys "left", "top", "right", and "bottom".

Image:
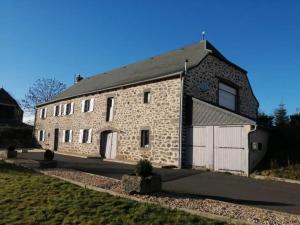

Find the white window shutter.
[
  {"left": 42, "top": 130, "right": 45, "bottom": 141},
  {"left": 59, "top": 105, "right": 62, "bottom": 116},
  {"left": 81, "top": 100, "right": 85, "bottom": 112},
  {"left": 109, "top": 98, "right": 114, "bottom": 121},
  {"left": 62, "top": 130, "right": 66, "bottom": 143},
  {"left": 39, "top": 109, "right": 43, "bottom": 118},
  {"left": 79, "top": 129, "right": 83, "bottom": 143},
  {"left": 69, "top": 130, "right": 73, "bottom": 142},
  {"left": 90, "top": 98, "right": 94, "bottom": 112},
  {"left": 87, "top": 129, "right": 92, "bottom": 143},
  {"left": 63, "top": 104, "right": 67, "bottom": 115},
  {"left": 70, "top": 102, "right": 74, "bottom": 114},
  {"left": 53, "top": 106, "right": 56, "bottom": 116},
  {"left": 44, "top": 108, "right": 47, "bottom": 118}
]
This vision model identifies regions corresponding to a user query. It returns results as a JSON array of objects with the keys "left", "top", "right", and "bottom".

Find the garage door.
[
  {"left": 186, "top": 126, "right": 213, "bottom": 169},
  {"left": 214, "top": 126, "right": 248, "bottom": 173},
  {"left": 187, "top": 125, "right": 249, "bottom": 174}
]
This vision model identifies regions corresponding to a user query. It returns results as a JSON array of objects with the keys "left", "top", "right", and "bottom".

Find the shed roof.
[{"left": 190, "top": 97, "right": 256, "bottom": 126}]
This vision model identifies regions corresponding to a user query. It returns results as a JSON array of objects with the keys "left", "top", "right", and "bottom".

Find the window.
[
  {"left": 106, "top": 97, "right": 114, "bottom": 121},
  {"left": 84, "top": 100, "right": 90, "bottom": 112},
  {"left": 79, "top": 129, "right": 92, "bottom": 143},
  {"left": 143, "top": 91, "right": 151, "bottom": 104},
  {"left": 40, "top": 108, "right": 47, "bottom": 119},
  {"left": 53, "top": 105, "right": 60, "bottom": 116},
  {"left": 81, "top": 98, "right": 94, "bottom": 112},
  {"left": 141, "top": 129, "right": 150, "bottom": 148},
  {"left": 65, "top": 103, "right": 74, "bottom": 115},
  {"left": 38, "top": 130, "right": 45, "bottom": 141},
  {"left": 63, "top": 130, "right": 72, "bottom": 143},
  {"left": 218, "top": 82, "right": 237, "bottom": 111}
]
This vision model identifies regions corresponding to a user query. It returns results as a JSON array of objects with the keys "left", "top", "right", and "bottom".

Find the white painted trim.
[
  {"left": 81, "top": 100, "right": 85, "bottom": 112},
  {"left": 69, "top": 130, "right": 73, "bottom": 142},
  {"left": 87, "top": 129, "right": 92, "bottom": 143},
  {"left": 70, "top": 102, "right": 74, "bottom": 114},
  {"left": 79, "top": 129, "right": 83, "bottom": 143},
  {"left": 89, "top": 98, "right": 94, "bottom": 112}
]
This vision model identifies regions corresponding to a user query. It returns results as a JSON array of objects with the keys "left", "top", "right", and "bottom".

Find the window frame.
[
  {"left": 140, "top": 129, "right": 150, "bottom": 148},
  {"left": 54, "top": 105, "right": 60, "bottom": 116},
  {"left": 143, "top": 91, "right": 151, "bottom": 104},
  {"left": 40, "top": 108, "right": 47, "bottom": 119},
  {"left": 38, "top": 130, "right": 45, "bottom": 142},
  {"left": 79, "top": 129, "right": 92, "bottom": 144},
  {"left": 84, "top": 100, "right": 90, "bottom": 112},
  {"left": 63, "top": 129, "right": 72, "bottom": 143},
  {"left": 218, "top": 81, "right": 238, "bottom": 112},
  {"left": 106, "top": 97, "right": 114, "bottom": 122}
]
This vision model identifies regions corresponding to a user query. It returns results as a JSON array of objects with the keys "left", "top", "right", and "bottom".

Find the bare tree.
[{"left": 22, "top": 78, "right": 66, "bottom": 113}]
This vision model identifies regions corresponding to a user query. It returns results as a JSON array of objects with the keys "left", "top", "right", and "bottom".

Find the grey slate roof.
[
  {"left": 42, "top": 40, "right": 246, "bottom": 106},
  {"left": 191, "top": 97, "right": 256, "bottom": 126},
  {"left": 0, "top": 88, "right": 21, "bottom": 108}
]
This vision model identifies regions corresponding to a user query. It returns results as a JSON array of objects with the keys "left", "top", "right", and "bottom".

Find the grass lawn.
[
  {"left": 257, "top": 164, "right": 300, "bottom": 180},
  {"left": 0, "top": 162, "right": 226, "bottom": 225}
]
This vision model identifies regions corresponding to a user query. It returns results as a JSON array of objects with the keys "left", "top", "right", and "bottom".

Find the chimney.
[{"left": 75, "top": 74, "right": 83, "bottom": 83}]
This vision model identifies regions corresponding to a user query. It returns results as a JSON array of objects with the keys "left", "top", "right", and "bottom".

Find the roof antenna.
[{"left": 201, "top": 31, "right": 206, "bottom": 41}]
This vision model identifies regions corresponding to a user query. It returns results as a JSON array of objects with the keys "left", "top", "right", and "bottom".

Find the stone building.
[
  {"left": 0, "top": 87, "right": 23, "bottom": 124},
  {"left": 35, "top": 40, "right": 268, "bottom": 175}
]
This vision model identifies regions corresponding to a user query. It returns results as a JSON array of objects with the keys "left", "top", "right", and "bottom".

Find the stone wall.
[
  {"left": 184, "top": 54, "right": 258, "bottom": 119},
  {"left": 181, "top": 54, "right": 258, "bottom": 166},
  {"left": 35, "top": 77, "right": 181, "bottom": 166}
]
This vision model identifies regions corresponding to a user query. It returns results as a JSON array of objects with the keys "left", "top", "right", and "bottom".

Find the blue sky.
[{"left": 1, "top": 0, "right": 300, "bottom": 117}]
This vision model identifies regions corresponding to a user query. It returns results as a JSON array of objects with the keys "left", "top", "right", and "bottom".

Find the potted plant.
[
  {"left": 39, "top": 149, "right": 57, "bottom": 168},
  {"left": 121, "top": 159, "right": 162, "bottom": 194}
]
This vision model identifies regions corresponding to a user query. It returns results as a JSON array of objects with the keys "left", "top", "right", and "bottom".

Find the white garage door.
[
  {"left": 187, "top": 125, "right": 249, "bottom": 174},
  {"left": 214, "top": 126, "right": 248, "bottom": 173},
  {"left": 186, "top": 126, "right": 213, "bottom": 169}
]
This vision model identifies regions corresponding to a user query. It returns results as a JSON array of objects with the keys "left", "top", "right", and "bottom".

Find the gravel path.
[{"left": 7, "top": 159, "right": 300, "bottom": 225}]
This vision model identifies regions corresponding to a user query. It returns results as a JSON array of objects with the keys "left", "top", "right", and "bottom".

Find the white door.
[
  {"left": 214, "top": 126, "right": 248, "bottom": 174},
  {"left": 187, "top": 126, "right": 213, "bottom": 169},
  {"left": 187, "top": 125, "right": 249, "bottom": 174},
  {"left": 104, "top": 132, "right": 117, "bottom": 159}
]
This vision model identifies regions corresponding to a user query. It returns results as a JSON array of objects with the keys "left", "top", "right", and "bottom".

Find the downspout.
[
  {"left": 178, "top": 60, "right": 188, "bottom": 169},
  {"left": 247, "top": 124, "right": 257, "bottom": 176}
]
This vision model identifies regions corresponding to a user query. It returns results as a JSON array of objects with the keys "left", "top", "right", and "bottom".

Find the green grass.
[
  {"left": 0, "top": 162, "right": 226, "bottom": 225},
  {"left": 257, "top": 164, "right": 300, "bottom": 180}
]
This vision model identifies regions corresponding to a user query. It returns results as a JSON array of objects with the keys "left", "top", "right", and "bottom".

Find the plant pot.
[
  {"left": 39, "top": 160, "right": 57, "bottom": 169},
  {"left": 0, "top": 150, "right": 17, "bottom": 159},
  {"left": 121, "top": 173, "right": 162, "bottom": 194}
]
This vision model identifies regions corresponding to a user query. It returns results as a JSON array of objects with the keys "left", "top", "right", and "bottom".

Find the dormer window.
[{"left": 218, "top": 82, "right": 237, "bottom": 111}]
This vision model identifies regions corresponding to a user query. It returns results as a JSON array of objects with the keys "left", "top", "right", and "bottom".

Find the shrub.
[
  {"left": 7, "top": 146, "right": 16, "bottom": 151},
  {"left": 135, "top": 159, "right": 153, "bottom": 177},
  {"left": 44, "top": 149, "right": 54, "bottom": 161}
]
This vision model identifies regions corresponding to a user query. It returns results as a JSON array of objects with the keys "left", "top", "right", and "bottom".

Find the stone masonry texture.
[
  {"left": 35, "top": 77, "right": 181, "bottom": 166},
  {"left": 35, "top": 53, "right": 258, "bottom": 167}
]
